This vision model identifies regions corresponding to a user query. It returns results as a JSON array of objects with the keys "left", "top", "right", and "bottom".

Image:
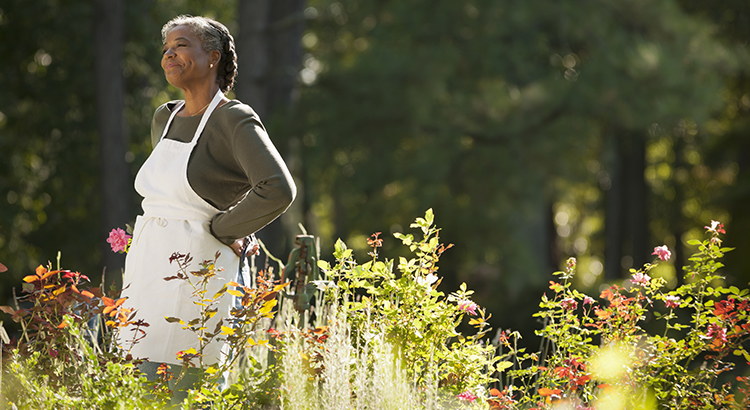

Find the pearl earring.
[{"left": 210, "top": 63, "right": 214, "bottom": 68}]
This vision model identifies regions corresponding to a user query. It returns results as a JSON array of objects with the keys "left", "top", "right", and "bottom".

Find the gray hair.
[{"left": 161, "top": 15, "right": 237, "bottom": 93}]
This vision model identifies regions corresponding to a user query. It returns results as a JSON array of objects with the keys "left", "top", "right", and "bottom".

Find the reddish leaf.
[
  {"left": 538, "top": 387, "right": 562, "bottom": 397},
  {"left": 489, "top": 388, "right": 502, "bottom": 397},
  {"left": 0, "top": 262, "right": 7, "bottom": 273},
  {"left": 0, "top": 305, "right": 15, "bottom": 316}
]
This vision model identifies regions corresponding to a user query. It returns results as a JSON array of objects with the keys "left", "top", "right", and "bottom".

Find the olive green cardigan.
[{"left": 149, "top": 100, "right": 296, "bottom": 245}]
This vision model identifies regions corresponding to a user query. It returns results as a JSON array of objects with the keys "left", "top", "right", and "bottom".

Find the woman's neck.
[{"left": 178, "top": 84, "right": 224, "bottom": 117}]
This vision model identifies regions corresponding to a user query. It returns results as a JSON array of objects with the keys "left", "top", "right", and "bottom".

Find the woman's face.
[{"left": 161, "top": 25, "right": 214, "bottom": 90}]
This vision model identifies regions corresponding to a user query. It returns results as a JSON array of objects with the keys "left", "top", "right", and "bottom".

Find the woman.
[{"left": 120, "top": 15, "right": 296, "bottom": 369}]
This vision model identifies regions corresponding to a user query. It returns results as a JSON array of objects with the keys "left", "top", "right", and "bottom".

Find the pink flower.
[
  {"left": 565, "top": 257, "right": 577, "bottom": 275},
  {"left": 561, "top": 297, "right": 578, "bottom": 310},
  {"left": 583, "top": 296, "right": 595, "bottom": 306},
  {"left": 107, "top": 228, "right": 131, "bottom": 253},
  {"left": 457, "top": 390, "right": 477, "bottom": 403},
  {"left": 631, "top": 272, "right": 651, "bottom": 287},
  {"left": 652, "top": 245, "right": 671, "bottom": 261},
  {"left": 664, "top": 295, "right": 681, "bottom": 309},
  {"left": 705, "top": 220, "right": 726, "bottom": 235},
  {"left": 707, "top": 323, "right": 728, "bottom": 344},
  {"left": 458, "top": 300, "right": 479, "bottom": 315}
]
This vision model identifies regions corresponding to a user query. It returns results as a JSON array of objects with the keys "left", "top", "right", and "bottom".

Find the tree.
[
  {"left": 95, "top": 0, "right": 129, "bottom": 290},
  {"left": 236, "top": 0, "right": 306, "bottom": 257},
  {"left": 289, "top": 0, "right": 735, "bottom": 334}
]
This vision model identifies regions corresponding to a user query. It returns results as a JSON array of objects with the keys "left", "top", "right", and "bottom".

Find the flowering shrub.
[
  {"left": 498, "top": 220, "right": 750, "bottom": 409},
  {"left": 317, "top": 209, "right": 499, "bottom": 397},
  {"left": 0, "top": 259, "right": 160, "bottom": 408},
  {"left": 2, "top": 215, "right": 750, "bottom": 410}
]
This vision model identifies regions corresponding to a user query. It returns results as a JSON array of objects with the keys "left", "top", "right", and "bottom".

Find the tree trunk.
[
  {"left": 94, "top": 0, "right": 129, "bottom": 290},
  {"left": 236, "top": 0, "right": 305, "bottom": 260},
  {"left": 236, "top": 0, "right": 271, "bottom": 119},
  {"left": 604, "top": 130, "right": 625, "bottom": 280},
  {"left": 627, "top": 132, "right": 648, "bottom": 268}
]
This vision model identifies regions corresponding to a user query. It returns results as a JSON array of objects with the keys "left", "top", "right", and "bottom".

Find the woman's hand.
[{"left": 230, "top": 236, "right": 260, "bottom": 257}]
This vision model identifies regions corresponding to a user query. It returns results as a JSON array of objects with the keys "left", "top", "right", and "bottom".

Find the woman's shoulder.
[
  {"left": 216, "top": 100, "right": 264, "bottom": 127},
  {"left": 153, "top": 100, "right": 183, "bottom": 124}
]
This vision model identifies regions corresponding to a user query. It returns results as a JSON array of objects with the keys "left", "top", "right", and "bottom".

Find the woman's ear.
[{"left": 210, "top": 50, "right": 221, "bottom": 67}]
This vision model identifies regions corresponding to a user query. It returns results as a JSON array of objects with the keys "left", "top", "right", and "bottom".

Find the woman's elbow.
[{"left": 281, "top": 177, "right": 297, "bottom": 208}]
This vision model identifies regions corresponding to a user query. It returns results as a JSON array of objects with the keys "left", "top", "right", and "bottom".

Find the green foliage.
[
  {"left": 318, "top": 209, "right": 498, "bottom": 394},
  {"left": 290, "top": 0, "right": 746, "bottom": 335},
  {"left": 496, "top": 221, "right": 750, "bottom": 409}
]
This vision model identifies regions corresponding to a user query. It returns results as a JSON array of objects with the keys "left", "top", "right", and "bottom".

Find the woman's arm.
[{"left": 209, "top": 117, "right": 296, "bottom": 245}]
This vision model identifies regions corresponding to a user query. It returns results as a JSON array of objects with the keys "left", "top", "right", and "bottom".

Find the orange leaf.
[
  {"left": 81, "top": 290, "right": 95, "bottom": 299},
  {"left": 489, "top": 388, "right": 502, "bottom": 397},
  {"left": 115, "top": 298, "right": 126, "bottom": 307},
  {"left": 0, "top": 262, "right": 7, "bottom": 273},
  {"left": 39, "top": 269, "right": 59, "bottom": 281},
  {"left": 102, "top": 296, "right": 114, "bottom": 306},
  {"left": 576, "top": 374, "right": 592, "bottom": 385},
  {"left": 35, "top": 265, "right": 47, "bottom": 276},
  {"left": 22, "top": 275, "right": 38, "bottom": 283},
  {"left": 57, "top": 321, "right": 68, "bottom": 329},
  {"left": 538, "top": 387, "right": 562, "bottom": 397}
]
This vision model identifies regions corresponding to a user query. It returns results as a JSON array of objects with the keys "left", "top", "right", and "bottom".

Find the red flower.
[
  {"left": 106, "top": 228, "right": 131, "bottom": 253},
  {"left": 458, "top": 300, "right": 479, "bottom": 315},
  {"left": 664, "top": 295, "right": 681, "bottom": 309},
  {"left": 457, "top": 390, "right": 477, "bottom": 403},
  {"left": 561, "top": 298, "right": 578, "bottom": 310},
  {"left": 651, "top": 245, "right": 671, "bottom": 261},
  {"left": 707, "top": 323, "right": 728, "bottom": 345},
  {"left": 705, "top": 220, "right": 726, "bottom": 234},
  {"left": 631, "top": 271, "right": 651, "bottom": 287}
]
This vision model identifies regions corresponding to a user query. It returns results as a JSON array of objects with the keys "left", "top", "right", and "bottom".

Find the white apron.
[{"left": 121, "top": 90, "right": 239, "bottom": 365}]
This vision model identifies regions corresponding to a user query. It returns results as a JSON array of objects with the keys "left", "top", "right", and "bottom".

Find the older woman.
[{"left": 121, "top": 15, "right": 295, "bottom": 370}]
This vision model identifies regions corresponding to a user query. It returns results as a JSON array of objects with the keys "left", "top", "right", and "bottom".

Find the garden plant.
[{"left": 0, "top": 211, "right": 749, "bottom": 409}]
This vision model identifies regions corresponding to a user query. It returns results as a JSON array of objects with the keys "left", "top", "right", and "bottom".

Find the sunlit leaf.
[
  {"left": 259, "top": 299, "right": 277, "bottom": 315},
  {"left": 227, "top": 289, "right": 243, "bottom": 298}
]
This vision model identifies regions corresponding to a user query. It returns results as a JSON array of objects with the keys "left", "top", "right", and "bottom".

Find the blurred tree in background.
[{"left": 1, "top": 0, "right": 748, "bottom": 340}]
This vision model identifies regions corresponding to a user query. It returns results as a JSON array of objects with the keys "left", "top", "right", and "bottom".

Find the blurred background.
[{"left": 0, "top": 0, "right": 749, "bottom": 339}]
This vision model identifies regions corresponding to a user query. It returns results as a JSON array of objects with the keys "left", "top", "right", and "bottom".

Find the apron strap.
[
  {"left": 192, "top": 90, "right": 225, "bottom": 145},
  {"left": 159, "top": 101, "right": 185, "bottom": 141},
  {"left": 158, "top": 89, "right": 225, "bottom": 143}
]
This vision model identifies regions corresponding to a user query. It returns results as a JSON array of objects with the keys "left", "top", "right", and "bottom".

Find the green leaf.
[
  {"left": 424, "top": 208, "right": 434, "bottom": 227},
  {"left": 687, "top": 239, "right": 702, "bottom": 246}
]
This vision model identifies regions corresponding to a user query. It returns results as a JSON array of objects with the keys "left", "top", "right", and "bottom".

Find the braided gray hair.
[{"left": 162, "top": 15, "right": 237, "bottom": 93}]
